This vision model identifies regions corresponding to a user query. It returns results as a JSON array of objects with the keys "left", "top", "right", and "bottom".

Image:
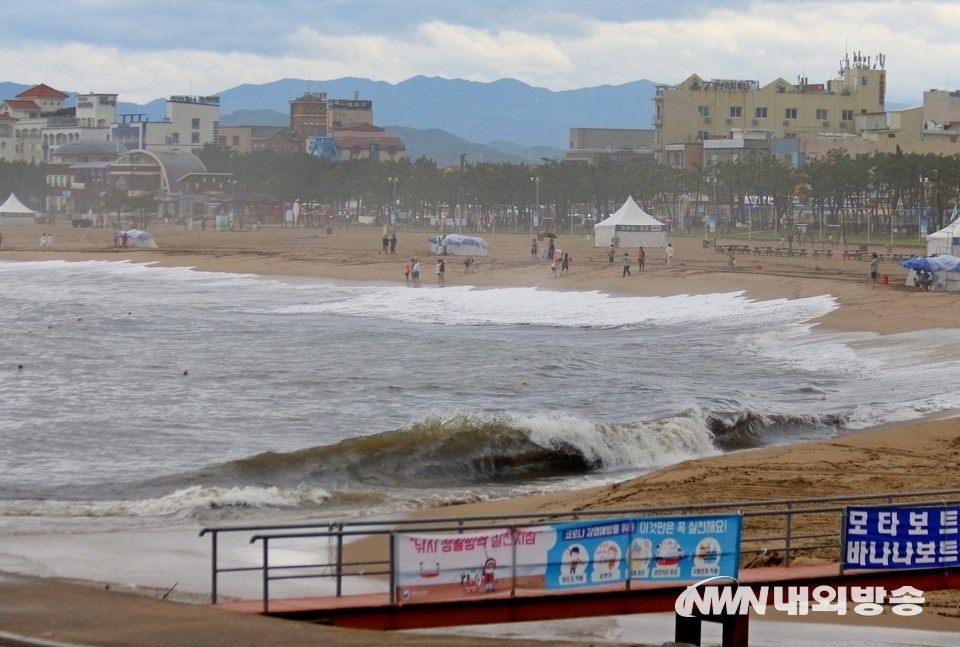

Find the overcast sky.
[{"left": 1, "top": 1, "right": 955, "bottom": 105}]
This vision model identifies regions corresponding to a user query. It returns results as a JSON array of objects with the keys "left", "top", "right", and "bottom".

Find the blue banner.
[
  {"left": 708, "top": 212, "right": 717, "bottom": 233},
  {"left": 545, "top": 519, "right": 634, "bottom": 590},
  {"left": 844, "top": 505, "right": 959, "bottom": 571},
  {"left": 544, "top": 514, "right": 741, "bottom": 590},
  {"left": 629, "top": 514, "right": 741, "bottom": 582}
]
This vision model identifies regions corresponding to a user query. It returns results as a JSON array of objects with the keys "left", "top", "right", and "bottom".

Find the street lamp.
[
  {"left": 388, "top": 176, "right": 399, "bottom": 227},
  {"left": 530, "top": 176, "right": 540, "bottom": 236}
]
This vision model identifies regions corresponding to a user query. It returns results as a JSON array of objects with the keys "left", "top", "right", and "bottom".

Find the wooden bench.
[
  {"left": 752, "top": 246, "right": 766, "bottom": 255},
  {"left": 811, "top": 249, "right": 833, "bottom": 259},
  {"left": 841, "top": 250, "right": 862, "bottom": 261}
]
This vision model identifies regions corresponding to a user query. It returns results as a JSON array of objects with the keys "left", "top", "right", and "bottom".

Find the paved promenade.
[{"left": 0, "top": 573, "right": 594, "bottom": 647}]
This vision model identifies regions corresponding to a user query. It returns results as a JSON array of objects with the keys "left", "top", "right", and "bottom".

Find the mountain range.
[{"left": 0, "top": 77, "right": 657, "bottom": 165}]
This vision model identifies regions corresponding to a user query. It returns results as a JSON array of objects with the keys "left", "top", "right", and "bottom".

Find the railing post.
[
  {"left": 336, "top": 523, "right": 344, "bottom": 597},
  {"left": 210, "top": 530, "right": 218, "bottom": 604},
  {"left": 511, "top": 526, "right": 517, "bottom": 598},
  {"left": 389, "top": 532, "right": 396, "bottom": 606},
  {"left": 839, "top": 508, "right": 848, "bottom": 575},
  {"left": 262, "top": 538, "right": 269, "bottom": 614},
  {"left": 784, "top": 502, "right": 793, "bottom": 567}
]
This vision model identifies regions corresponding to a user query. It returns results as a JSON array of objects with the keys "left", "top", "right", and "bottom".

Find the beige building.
[
  {"left": 654, "top": 60, "right": 887, "bottom": 162},
  {"left": 563, "top": 128, "right": 655, "bottom": 165}
]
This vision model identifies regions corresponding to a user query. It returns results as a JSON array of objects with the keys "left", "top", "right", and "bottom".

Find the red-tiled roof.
[
  {"left": 17, "top": 83, "right": 69, "bottom": 99},
  {"left": 3, "top": 99, "right": 40, "bottom": 110},
  {"left": 0, "top": 113, "right": 17, "bottom": 122}
]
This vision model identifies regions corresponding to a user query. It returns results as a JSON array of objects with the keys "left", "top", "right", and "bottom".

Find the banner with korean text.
[
  {"left": 629, "top": 513, "right": 741, "bottom": 583},
  {"left": 393, "top": 526, "right": 555, "bottom": 604},
  {"left": 844, "top": 505, "right": 959, "bottom": 571}
]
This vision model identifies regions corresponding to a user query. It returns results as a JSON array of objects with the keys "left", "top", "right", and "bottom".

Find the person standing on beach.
[
  {"left": 608, "top": 244, "right": 616, "bottom": 264},
  {"left": 666, "top": 243, "right": 675, "bottom": 268},
  {"left": 549, "top": 258, "right": 558, "bottom": 278},
  {"left": 870, "top": 252, "right": 881, "bottom": 282},
  {"left": 547, "top": 239, "right": 555, "bottom": 261},
  {"left": 637, "top": 247, "right": 645, "bottom": 271},
  {"left": 530, "top": 238, "right": 538, "bottom": 260},
  {"left": 39, "top": 232, "right": 47, "bottom": 248},
  {"left": 560, "top": 252, "right": 570, "bottom": 276},
  {"left": 622, "top": 252, "right": 632, "bottom": 277},
  {"left": 404, "top": 262, "right": 411, "bottom": 283},
  {"left": 436, "top": 258, "right": 445, "bottom": 282},
  {"left": 390, "top": 233, "right": 397, "bottom": 254},
  {"left": 411, "top": 259, "right": 420, "bottom": 286},
  {"left": 381, "top": 235, "right": 389, "bottom": 254}
]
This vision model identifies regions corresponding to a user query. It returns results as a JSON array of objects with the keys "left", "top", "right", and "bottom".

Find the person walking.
[
  {"left": 622, "top": 252, "right": 632, "bottom": 277},
  {"left": 411, "top": 259, "right": 420, "bottom": 286},
  {"left": 404, "top": 262, "right": 411, "bottom": 283},
  {"left": 637, "top": 247, "right": 645, "bottom": 270},
  {"left": 666, "top": 243, "right": 675, "bottom": 268},
  {"left": 870, "top": 252, "right": 881, "bottom": 282},
  {"left": 530, "top": 238, "right": 538, "bottom": 261},
  {"left": 560, "top": 252, "right": 570, "bottom": 276}
]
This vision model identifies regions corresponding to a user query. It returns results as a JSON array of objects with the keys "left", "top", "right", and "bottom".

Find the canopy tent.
[
  {"left": 901, "top": 254, "right": 960, "bottom": 291},
  {"left": 428, "top": 234, "right": 488, "bottom": 256},
  {"left": 594, "top": 197, "right": 667, "bottom": 248},
  {"left": 117, "top": 229, "right": 158, "bottom": 249},
  {"left": 925, "top": 219, "right": 960, "bottom": 256},
  {"left": 0, "top": 193, "right": 37, "bottom": 226}
]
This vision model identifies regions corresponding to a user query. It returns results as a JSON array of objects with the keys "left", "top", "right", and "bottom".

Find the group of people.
[
  {"left": 380, "top": 233, "right": 398, "bottom": 254},
  {"left": 39, "top": 232, "right": 54, "bottom": 248},
  {"left": 404, "top": 258, "right": 421, "bottom": 286},
  {"left": 549, "top": 252, "right": 571, "bottom": 278},
  {"left": 611, "top": 245, "right": 655, "bottom": 276},
  {"left": 113, "top": 231, "right": 129, "bottom": 248}
]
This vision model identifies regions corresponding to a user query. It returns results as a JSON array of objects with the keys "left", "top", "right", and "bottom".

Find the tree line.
[{"left": 3, "top": 146, "right": 960, "bottom": 233}]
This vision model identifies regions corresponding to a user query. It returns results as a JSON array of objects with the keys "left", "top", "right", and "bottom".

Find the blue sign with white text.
[
  {"left": 545, "top": 519, "right": 634, "bottom": 590},
  {"left": 628, "top": 514, "right": 741, "bottom": 583},
  {"left": 844, "top": 505, "right": 959, "bottom": 571}
]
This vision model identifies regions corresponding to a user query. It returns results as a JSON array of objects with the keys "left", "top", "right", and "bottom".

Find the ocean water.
[{"left": 2, "top": 259, "right": 960, "bottom": 527}]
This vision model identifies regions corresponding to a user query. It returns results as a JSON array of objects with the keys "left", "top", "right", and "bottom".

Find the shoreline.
[{"left": 2, "top": 223, "right": 960, "bottom": 638}]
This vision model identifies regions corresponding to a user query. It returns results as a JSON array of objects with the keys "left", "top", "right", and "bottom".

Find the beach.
[{"left": 2, "top": 221, "right": 960, "bottom": 644}]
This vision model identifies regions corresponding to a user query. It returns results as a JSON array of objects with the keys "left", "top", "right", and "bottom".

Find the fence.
[{"left": 200, "top": 487, "right": 960, "bottom": 611}]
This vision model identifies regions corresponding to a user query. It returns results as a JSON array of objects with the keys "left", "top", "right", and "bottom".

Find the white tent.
[
  {"left": 594, "top": 197, "right": 668, "bottom": 248},
  {"left": 925, "top": 219, "right": 960, "bottom": 256},
  {"left": 118, "top": 229, "right": 158, "bottom": 249},
  {"left": 427, "top": 234, "right": 488, "bottom": 256},
  {"left": 0, "top": 193, "right": 37, "bottom": 226}
]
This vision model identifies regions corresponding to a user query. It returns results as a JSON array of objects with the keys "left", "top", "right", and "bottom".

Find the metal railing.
[{"left": 200, "top": 487, "right": 960, "bottom": 609}]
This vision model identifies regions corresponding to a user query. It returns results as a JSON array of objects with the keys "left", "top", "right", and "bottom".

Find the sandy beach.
[{"left": 2, "top": 221, "right": 960, "bottom": 643}]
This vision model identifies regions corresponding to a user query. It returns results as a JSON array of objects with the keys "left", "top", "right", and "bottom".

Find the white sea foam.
[
  {"left": 0, "top": 485, "right": 333, "bottom": 519},
  {"left": 269, "top": 284, "right": 839, "bottom": 330},
  {"left": 513, "top": 410, "right": 720, "bottom": 470}
]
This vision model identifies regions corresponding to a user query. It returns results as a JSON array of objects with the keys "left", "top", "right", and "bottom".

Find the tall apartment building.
[
  {"left": 289, "top": 92, "right": 328, "bottom": 141},
  {"left": 111, "top": 95, "right": 220, "bottom": 153},
  {"left": 654, "top": 54, "right": 887, "bottom": 163}
]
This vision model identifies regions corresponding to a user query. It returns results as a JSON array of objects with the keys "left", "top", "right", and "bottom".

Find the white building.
[{"left": 111, "top": 95, "right": 220, "bottom": 153}]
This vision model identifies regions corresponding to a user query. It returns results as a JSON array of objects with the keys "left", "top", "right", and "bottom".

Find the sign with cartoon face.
[
  {"left": 545, "top": 520, "right": 634, "bottom": 590},
  {"left": 630, "top": 514, "right": 741, "bottom": 583}
]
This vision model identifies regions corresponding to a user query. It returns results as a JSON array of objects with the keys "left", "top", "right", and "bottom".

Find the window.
[
  {"left": 862, "top": 76, "right": 868, "bottom": 86},
  {"left": 730, "top": 106, "right": 742, "bottom": 118},
  {"left": 842, "top": 110, "right": 854, "bottom": 121},
  {"left": 698, "top": 105, "right": 710, "bottom": 117},
  {"left": 191, "top": 118, "right": 200, "bottom": 129},
  {"left": 755, "top": 107, "right": 768, "bottom": 119},
  {"left": 232, "top": 135, "right": 240, "bottom": 145},
  {"left": 816, "top": 109, "right": 828, "bottom": 120},
  {"left": 171, "top": 132, "right": 180, "bottom": 144},
  {"left": 785, "top": 108, "right": 797, "bottom": 120},
  {"left": 191, "top": 132, "right": 200, "bottom": 143},
  {"left": 697, "top": 131, "right": 710, "bottom": 142}
]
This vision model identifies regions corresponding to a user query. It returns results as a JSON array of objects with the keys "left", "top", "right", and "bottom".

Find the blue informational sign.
[
  {"left": 629, "top": 514, "right": 741, "bottom": 582},
  {"left": 844, "top": 505, "right": 959, "bottom": 571},
  {"left": 545, "top": 519, "right": 634, "bottom": 590},
  {"left": 920, "top": 215, "right": 929, "bottom": 237},
  {"left": 544, "top": 514, "right": 741, "bottom": 590},
  {"left": 708, "top": 213, "right": 717, "bottom": 233}
]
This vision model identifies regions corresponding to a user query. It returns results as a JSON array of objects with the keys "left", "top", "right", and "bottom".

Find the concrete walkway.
[{"left": 0, "top": 573, "right": 604, "bottom": 647}]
